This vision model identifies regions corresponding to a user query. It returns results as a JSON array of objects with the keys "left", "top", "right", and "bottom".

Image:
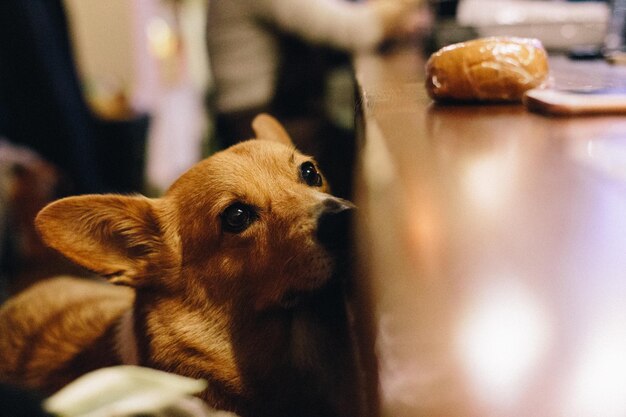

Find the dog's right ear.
[
  {"left": 35, "top": 194, "right": 170, "bottom": 287},
  {"left": 251, "top": 113, "right": 293, "bottom": 146}
]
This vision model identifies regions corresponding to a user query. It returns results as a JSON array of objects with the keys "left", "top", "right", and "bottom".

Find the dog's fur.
[{"left": 0, "top": 115, "right": 358, "bottom": 417}]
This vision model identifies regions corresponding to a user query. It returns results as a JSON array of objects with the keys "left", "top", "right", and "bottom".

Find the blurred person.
[
  {"left": 0, "top": 0, "right": 104, "bottom": 194},
  {"left": 0, "top": 0, "right": 149, "bottom": 196},
  {"left": 207, "top": 0, "right": 430, "bottom": 197}
]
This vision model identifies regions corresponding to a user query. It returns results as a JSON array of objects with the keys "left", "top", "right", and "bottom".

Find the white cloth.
[{"left": 207, "top": 0, "right": 385, "bottom": 113}]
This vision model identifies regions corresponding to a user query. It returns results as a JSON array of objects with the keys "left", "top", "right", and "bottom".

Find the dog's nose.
[
  {"left": 316, "top": 197, "right": 355, "bottom": 251},
  {"left": 321, "top": 196, "right": 355, "bottom": 214}
]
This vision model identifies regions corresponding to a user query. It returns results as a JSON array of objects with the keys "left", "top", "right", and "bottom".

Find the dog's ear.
[
  {"left": 251, "top": 113, "right": 293, "bottom": 146},
  {"left": 35, "top": 194, "right": 168, "bottom": 287}
]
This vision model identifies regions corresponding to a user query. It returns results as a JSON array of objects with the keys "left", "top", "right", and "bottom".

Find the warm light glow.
[
  {"left": 146, "top": 18, "right": 177, "bottom": 60},
  {"left": 455, "top": 279, "right": 551, "bottom": 409},
  {"left": 462, "top": 151, "right": 517, "bottom": 214},
  {"left": 563, "top": 310, "right": 626, "bottom": 417}
]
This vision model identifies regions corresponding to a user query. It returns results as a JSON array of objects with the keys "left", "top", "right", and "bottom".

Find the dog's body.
[{"left": 0, "top": 115, "right": 358, "bottom": 417}]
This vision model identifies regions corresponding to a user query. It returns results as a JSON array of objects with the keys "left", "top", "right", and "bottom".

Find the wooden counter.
[{"left": 352, "top": 47, "right": 626, "bottom": 417}]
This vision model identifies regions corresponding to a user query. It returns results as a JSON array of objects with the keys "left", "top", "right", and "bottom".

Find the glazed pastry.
[{"left": 426, "top": 37, "right": 549, "bottom": 102}]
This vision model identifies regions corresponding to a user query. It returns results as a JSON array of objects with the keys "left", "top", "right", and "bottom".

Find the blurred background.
[
  {"left": 0, "top": 0, "right": 212, "bottom": 299},
  {"left": 431, "top": 0, "right": 610, "bottom": 52}
]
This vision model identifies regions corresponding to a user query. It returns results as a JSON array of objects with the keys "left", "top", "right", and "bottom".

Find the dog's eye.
[
  {"left": 299, "top": 161, "right": 322, "bottom": 187},
  {"left": 221, "top": 203, "right": 256, "bottom": 233}
]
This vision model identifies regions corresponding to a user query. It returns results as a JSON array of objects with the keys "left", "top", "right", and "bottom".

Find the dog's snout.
[
  {"left": 321, "top": 197, "right": 355, "bottom": 214},
  {"left": 316, "top": 197, "right": 354, "bottom": 251}
]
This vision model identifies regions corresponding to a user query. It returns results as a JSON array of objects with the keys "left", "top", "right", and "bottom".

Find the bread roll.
[{"left": 425, "top": 37, "right": 549, "bottom": 102}]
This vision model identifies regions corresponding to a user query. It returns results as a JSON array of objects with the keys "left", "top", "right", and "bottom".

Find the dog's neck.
[
  {"left": 115, "top": 308, "right": 139, "bottom": 366},
  {"left": 109, "top": 287, "right": 352, "bottom": 416}
]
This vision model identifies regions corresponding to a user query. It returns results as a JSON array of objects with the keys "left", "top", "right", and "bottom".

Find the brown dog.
[{"left": 0, "top": 115, "right": 358, "bottom": 417}]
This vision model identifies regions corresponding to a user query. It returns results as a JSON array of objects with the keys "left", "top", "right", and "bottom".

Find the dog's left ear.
[
  {"left": 35, "top": 194, "right": 173, "bottom": 287},
  {"left": 251, "top": 113, "right": 293, "bottom": 146}
]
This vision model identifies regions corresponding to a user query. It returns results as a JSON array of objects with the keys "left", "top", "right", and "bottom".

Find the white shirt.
[{"left": 207, "top": 0, "right": 384, "bottom": 113}]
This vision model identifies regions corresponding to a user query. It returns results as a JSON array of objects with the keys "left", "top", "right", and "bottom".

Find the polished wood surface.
[{"left": 353, "top": 48, "right": 626, "bottom": 417}]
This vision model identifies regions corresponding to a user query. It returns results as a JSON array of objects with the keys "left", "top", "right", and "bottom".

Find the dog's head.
[{"left": 35, "top": 114, "right": 352, "bottom": 310}]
